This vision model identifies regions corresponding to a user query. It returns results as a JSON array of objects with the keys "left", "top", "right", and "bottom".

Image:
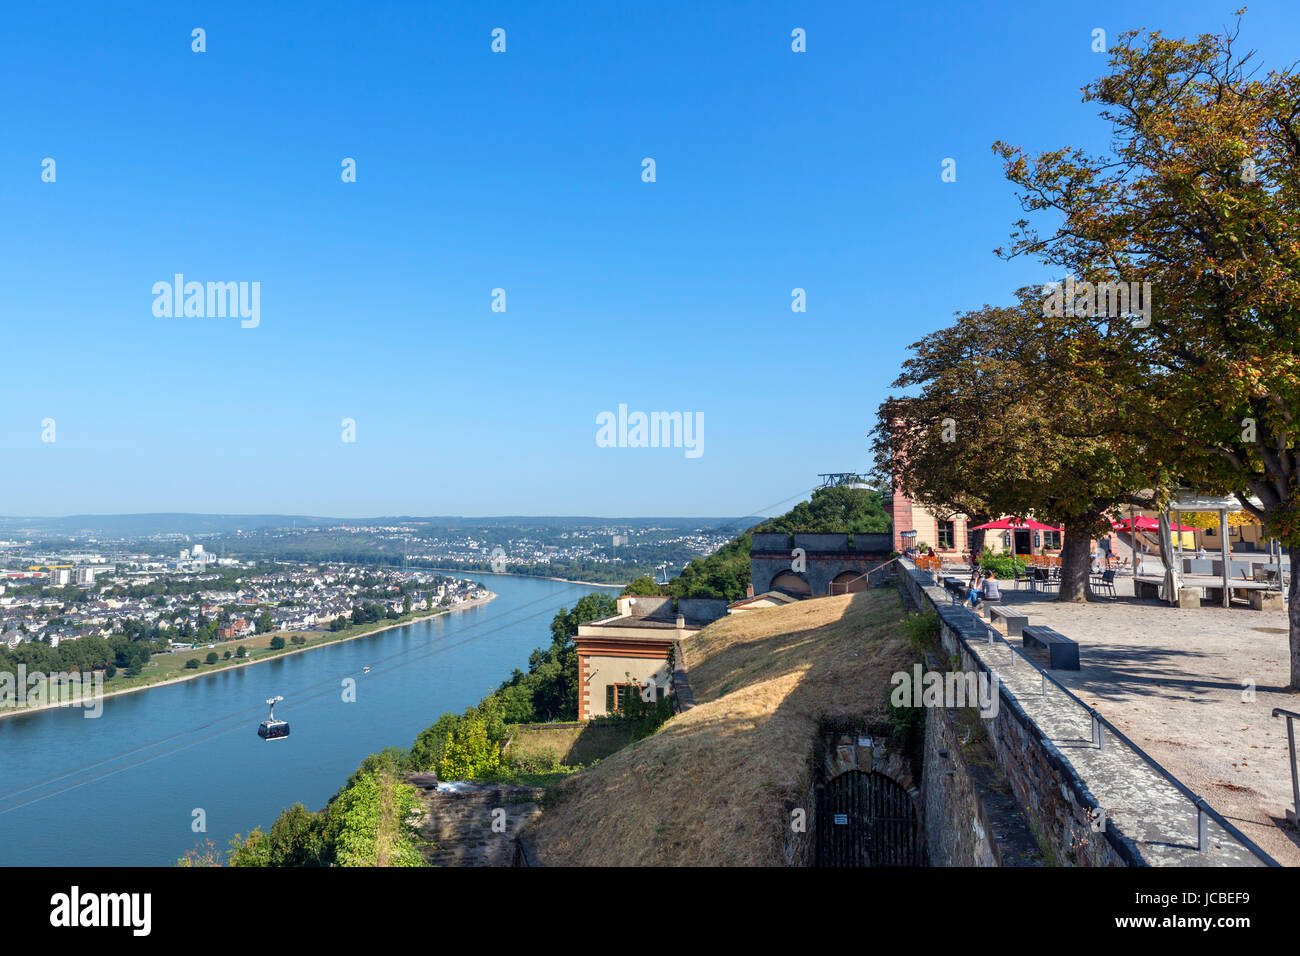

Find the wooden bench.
[
  {"left": 942, "top": 576, "right": 967, "bottom": 603},
  {"left": 1021, "top": 625, "right": 1079, "bottom": 670},
  {"left": 989, "top": 605, "right": 1028, "bottom": 637},
  {"left": 977, "top": 596, "right": 1002, "bottom": 619}
]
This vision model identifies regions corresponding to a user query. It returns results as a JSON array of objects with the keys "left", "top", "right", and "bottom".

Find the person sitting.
[
  {"left": 966, "top": 568, "right": 984, "bottom": 607},
  {"left": 982, "top": 570, "right": 1001, "bottom": 603}
]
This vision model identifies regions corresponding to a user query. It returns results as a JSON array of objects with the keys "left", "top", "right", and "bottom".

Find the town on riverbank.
[{"left": 0, "top": 552, "right": 495, "bottom": 716}]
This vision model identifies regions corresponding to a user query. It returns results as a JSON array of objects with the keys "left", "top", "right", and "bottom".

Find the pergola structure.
[{"left": 1154, "top": 492, "right": 1283, "bottom": 609}]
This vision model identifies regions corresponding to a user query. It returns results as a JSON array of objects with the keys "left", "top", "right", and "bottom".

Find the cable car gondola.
[{"left": 257, "top": 695, "right": 290, "bottom": 741}]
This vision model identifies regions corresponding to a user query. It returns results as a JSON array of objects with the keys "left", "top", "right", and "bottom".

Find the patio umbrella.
[
  {"left": 970, "top": 518, "right": 1061, "bottom": 530},
  {"left": 1113, "top": 515, "right": 1195, "bottom": 533}
]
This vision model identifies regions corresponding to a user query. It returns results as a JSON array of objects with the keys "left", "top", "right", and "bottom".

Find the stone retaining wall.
[
  {"left": 895, "top": 563, "right": 1135, "bottom": 866},
  {"left": 411, "top": 780, "right": 545, "bottom": 867}
]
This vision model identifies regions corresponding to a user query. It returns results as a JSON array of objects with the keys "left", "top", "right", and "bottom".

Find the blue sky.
[{"left": 3, "top": 1, "right": 1297, "bottom": 518}]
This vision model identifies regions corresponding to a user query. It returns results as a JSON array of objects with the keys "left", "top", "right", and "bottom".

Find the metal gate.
[{"left": 815, "top": 770, "right": 920, "bottom": 867}]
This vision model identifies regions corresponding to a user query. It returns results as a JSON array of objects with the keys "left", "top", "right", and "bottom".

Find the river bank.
[
  {"left": 0, "top": 592, "right": 497, "bottom": 721},
  {"left": 424, "top": 567, "right": 628, "bottom": 588}
]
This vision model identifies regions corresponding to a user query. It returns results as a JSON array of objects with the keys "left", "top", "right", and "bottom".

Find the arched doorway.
[
  {"left": 768, "top": 571, "right": 811, "bottom": 598},
  {"left": 829, "top": 570, "right": 867, "bottom": 595},
  {"left": 815, "top": 770, "right": 920, "bottom": 867}
]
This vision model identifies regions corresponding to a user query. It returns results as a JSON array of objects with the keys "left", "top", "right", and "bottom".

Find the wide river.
[{"left": 0, "top": 572, "right": 619, "bottom": 866}]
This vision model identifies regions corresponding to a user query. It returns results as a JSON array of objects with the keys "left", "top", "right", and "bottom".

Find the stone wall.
[
  {"left": 410, "top": 780, "right": 546, "bottom": 867},
  {"left": 895, "top": 563, "right": 1135, "bottom": 867},
  {"left": 750, "top": 534, "right": 892, "bottom": 597},
  {"left": 922, "top": 683, "right": 1042, "bottom": 866}
]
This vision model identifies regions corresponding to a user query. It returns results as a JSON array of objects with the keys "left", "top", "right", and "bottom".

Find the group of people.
[{"left": 965, "top": 566, "right": 1000, "bottom": 607}]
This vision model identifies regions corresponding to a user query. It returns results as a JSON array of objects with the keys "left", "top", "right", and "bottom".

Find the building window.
[
  {"left": 1043, "top": 531, "right": 1061, "bottom": 550},
  {"left": 966, "top": 529, "right": 976, "bottom": 552},
  {"left": 605, "top": 683, "right": 641, "bottom": 713},
  {"left": 937, "top": 521, "right": 955, "bottom": 549}
]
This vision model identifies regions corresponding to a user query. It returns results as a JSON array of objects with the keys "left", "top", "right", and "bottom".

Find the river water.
[{"left": 0, "top": 572, "right": 618, "bottom": 866}]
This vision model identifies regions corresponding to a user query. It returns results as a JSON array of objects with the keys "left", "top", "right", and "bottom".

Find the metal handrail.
[
  {"left": 1272, "top": 708, "right": 1300, "bottom": 828},
  {"left": 865, "top": 556, "right": 905, "bottom": 583},
  {"left": 909, "top": 563, "right": 1279, "bottom": 865}
]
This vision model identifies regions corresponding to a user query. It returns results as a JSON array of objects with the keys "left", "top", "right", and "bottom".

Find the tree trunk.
[
  {"left": 1289, "top": 562, "right": 1300, "bottom": 690},
  {"left": 1058, "top": 527, "right": 1093, "bottom": 603}
]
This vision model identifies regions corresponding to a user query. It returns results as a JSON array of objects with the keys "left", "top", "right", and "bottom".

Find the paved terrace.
[
  {"left": 913, "top": 566, "right": 1280, "bottom": 866},
  {"left": 971, "top": 573, "right": 1300, "bottom": 866}
]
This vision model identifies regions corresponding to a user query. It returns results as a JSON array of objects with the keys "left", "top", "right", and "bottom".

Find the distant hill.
[
  {"left": 0, "top": 513, "right": 755, "bottom": 538},
  {"left": 663, "top": 488, "right": 892, "bottom": 602}
]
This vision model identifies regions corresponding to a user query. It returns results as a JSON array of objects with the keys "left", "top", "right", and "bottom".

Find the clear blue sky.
[{"left": 3, "top": 1, "right": 1296, "bottom": 518}]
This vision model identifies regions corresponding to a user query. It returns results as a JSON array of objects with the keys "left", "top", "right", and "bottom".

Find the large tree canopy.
[
  {"left": 993, "top": 19, "right": 1300, "bottom": 682},
  {"left": 874, "top": 293, "right": 1166, "bottom": 600}
]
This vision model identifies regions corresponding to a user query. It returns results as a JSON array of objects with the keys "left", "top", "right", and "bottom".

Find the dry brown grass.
[{"left": 524, "top": 589, "right": 913, "bottom": 866}]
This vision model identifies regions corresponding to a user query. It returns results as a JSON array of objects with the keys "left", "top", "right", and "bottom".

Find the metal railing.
[
  {"left": 864, "top": 556, "right": 905, "bottom": 586},
  {"left": 907, "top": 561, "right": 1279, "bottom": 866},
  {"left": 1272, "top": 708, "right": 1300, "bottom": 828}
]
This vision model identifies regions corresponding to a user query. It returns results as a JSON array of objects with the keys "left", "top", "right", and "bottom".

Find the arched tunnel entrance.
[{"left": 816, "top": 769, "right": 921, "bottom": 866}]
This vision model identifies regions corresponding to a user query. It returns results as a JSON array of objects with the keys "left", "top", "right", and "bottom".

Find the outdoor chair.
[{"left": 1090, "top": 569, "right": 1116, "bottom": 598}]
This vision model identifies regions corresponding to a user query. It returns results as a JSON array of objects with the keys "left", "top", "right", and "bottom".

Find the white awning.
[{"left": 1169, "top": 492, "right": 1263, "bottom": 512}]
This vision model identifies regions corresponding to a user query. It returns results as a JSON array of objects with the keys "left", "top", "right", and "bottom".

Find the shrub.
[
  {"left": 205, "top": 652, "right": 218, "bottom": 665},
  {"left": 437, "top": 714, "right": 501, "bottom": 780},
  {"left": 900, "top": 610, "right": 939, "bottom": 651},
  {"left": 185, "top": 658, "right": 200, "bottom": 669},
  {"left": 269, "top": 635, "right": 286, "bottom": 650},
  {"left": 886, "top": 684, "right": 925, "bottom": 744},
  {"left": 978, "top": 549, "right": 1025, "bottom": 578}
]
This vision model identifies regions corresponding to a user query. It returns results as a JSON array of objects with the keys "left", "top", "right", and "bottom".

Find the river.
[{"left": 0, "top": 572, "right": 619, "bottom": 866}]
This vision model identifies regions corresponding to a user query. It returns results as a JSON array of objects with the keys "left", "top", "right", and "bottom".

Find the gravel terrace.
[{"left": 985, "top": 574, "right": 1300, "bottom": 865}]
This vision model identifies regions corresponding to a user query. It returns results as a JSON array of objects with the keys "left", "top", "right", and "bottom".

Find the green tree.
[
  {"left": 994, "top": 20, "right": 1300, "bottom": 669},
  {"left": 205, "top": 651, "right": 218, "bottom": 665},
  {"left": 876, "top": 295, "right": 1164, "bottom": 601},
  {"left": 333, "top": 768, "right": 426, "bottom": 867},
  {"left": 227, "top": 828, "right": 271, "bottom": 867},
  {"left": 255, "top": 610, "right": 273, "bottom": 634},
  {"left": 269, "top": 635, "right": 286, "bottom": 650},
  {"left": 620, "top": 576, "right": 661, "bottom": 597},
  {"left": 436, "top": 714, "right": 501, "bottom": 780},
  {"left": 268, "top": 803, "right": 328, "bottom": 867}
]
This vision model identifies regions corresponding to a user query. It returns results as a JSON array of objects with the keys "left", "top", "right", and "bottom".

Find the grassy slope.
[{"left": 523, "top": 588, "right": 911, "bottom": 866}]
